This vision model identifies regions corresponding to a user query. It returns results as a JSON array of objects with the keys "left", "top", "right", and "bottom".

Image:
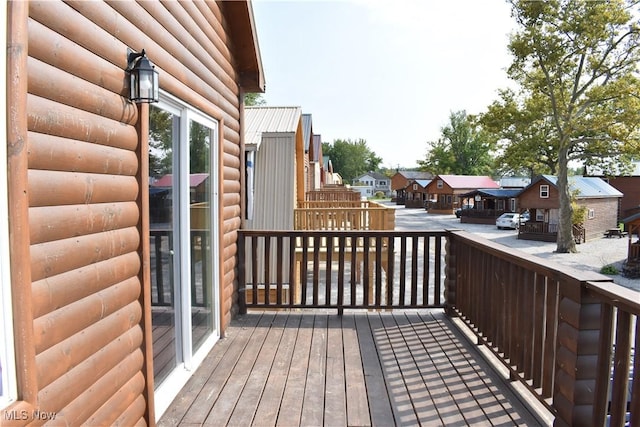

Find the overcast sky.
[{"left": 252, "top": 0, "right": 516, "bottom": 169}]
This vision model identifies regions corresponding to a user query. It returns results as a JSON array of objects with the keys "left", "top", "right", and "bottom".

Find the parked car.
[
  {"left": 496, "top": 212, "right": 521, "bottom": 229},
  {"left": 455, "top": 205, "right": 473, "bottom": 218}
]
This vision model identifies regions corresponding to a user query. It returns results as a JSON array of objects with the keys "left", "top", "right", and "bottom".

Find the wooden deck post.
[
  {"left": 553, "top": 282, "right": 612, "bottom": 427},
  {"left": 444, "top": 232, "right": 457, "bottom": 317}
]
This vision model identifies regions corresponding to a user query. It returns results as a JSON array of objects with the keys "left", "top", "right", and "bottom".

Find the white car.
[{"left": 496, "top": 213, "right": 521, "bottom": 230}]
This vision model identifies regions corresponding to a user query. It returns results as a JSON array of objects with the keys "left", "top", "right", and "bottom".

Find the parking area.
[{"left": 390, "top": 204, "right": 639, "bottom": 292}]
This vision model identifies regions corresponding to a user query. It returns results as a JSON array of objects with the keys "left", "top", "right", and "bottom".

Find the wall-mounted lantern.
[{"left": 127, "top": 49, "right": 159, "bottom": 103}]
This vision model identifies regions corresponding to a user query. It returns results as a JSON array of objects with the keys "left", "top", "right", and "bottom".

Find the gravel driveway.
[{"left": 389, "top": 203, "right": 639, "bottom": 292}]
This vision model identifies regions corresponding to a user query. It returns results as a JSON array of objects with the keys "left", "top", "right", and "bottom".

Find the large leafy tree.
[
  {"left": 481, "top": 90, "right": 559, "bottom": 177},
  {"left": 492, "top": 0, "right": 640, "bottom": 253},
  {"left": 322, "top": 138, "right": 382, "bottom": 182},
  {"left": 419, "top": 110, "right": 496, "bottom": 176}
]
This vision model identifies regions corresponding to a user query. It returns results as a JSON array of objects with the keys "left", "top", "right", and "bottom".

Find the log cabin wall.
[{"left": 5, "top": 1, "right": 262, "bottom": 425}]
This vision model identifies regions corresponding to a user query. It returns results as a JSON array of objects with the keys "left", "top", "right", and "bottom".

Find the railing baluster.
[
  {"left": 610, "top": 309, "right": 632, "bottom": 427},
  {"left": 410, "top": 235, "right": 418, "bottom": 306},
  {"left": 434, "top": 235, "right": 442, "bottom": 305}
]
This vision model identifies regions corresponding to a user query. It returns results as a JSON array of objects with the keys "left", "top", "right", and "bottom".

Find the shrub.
[{"left": 600, "top": 264, "right": 619, "bottom": 275}]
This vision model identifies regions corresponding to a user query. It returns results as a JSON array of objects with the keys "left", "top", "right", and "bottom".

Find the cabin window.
[
  {"left": 437, "top": 180, "right": 443, "bottom": 189},
  {"left": 413, "top": 184, "right": 417, "bottom": 190},
  {"left": 540, "top": 185, "right": 549, "bottom": 198}
]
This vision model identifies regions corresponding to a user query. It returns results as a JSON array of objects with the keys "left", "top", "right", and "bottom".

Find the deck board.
[{"left": 158, "top": 310, "right": 545, "bottom": 427}]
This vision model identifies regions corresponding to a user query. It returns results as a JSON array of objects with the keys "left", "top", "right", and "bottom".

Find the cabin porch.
[{"left": 158, "top": 229, "right": 638, "bottom": 426}]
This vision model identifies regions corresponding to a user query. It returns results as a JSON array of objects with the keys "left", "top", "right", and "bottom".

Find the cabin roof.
[
  {"left": 436, "top": 175, "right": 499, "bottom": 189},
  {"left": 535, "top": 175, "right": 623, "bottom": 198},
  {"left": 244, "top": 106, "right": 302, "bottom": 148},
  {"left": 302, "top": 114, "right": 313, "bottom": 152},
  {"left": 460, "top": 188, "right": 522, "bottom": 198}
]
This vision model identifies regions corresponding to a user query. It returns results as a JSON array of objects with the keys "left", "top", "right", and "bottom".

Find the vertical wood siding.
[{"left": 6, "top": 0, "right": 249, "bottom": 424}]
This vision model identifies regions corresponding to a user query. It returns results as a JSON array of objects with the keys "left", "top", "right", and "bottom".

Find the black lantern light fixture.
[{"left": 127, "top": 49, "right": 159, "bottom": 103}]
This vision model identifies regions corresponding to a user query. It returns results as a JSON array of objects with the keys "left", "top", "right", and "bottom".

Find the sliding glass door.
[{"left": 148, "top": 98, "right": 219, "bottom": 407}]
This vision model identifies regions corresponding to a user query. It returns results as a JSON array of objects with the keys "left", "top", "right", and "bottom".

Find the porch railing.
[
  {"left": 237, "top": 228, "right": 638, "bottom": 426},
  {"left": 238, "top": 230, "right": 446, "bottom": 313},
  {"left": 293, "top": 207, "right": 395, "bottom": 231}
]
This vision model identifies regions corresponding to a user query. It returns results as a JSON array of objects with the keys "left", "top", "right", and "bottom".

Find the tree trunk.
[{"left": 556, "top": 144, "right": 576, "bottom": 253}]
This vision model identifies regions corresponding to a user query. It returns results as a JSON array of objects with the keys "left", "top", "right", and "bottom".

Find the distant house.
[
  {"left": 457, "top": 188, "right": 523, "bottom": 224},
  {"left": 425, "top": 175, "right": 499, "bottom": 214},
  {"left": 518, "top": 175, "right": 623, "bottom": 242},
  {"left": 353, "top": 171, "right": 391, "bottom": 197},
  {"left": 404, "top": 179, "right": 432, "bottom": 208},
  {"left": 391, "top": 171, "right": 434, "bottom": 204}
]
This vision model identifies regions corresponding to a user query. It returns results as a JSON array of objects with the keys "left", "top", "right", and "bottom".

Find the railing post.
[
  {"left": 553, "top": 281, "right": 612, "bottom": 427},
  {"left": 237, "top": 230, "right": 247, "bottom": 315},
  {"left": 444, "top": 231, "right": 457, "bottom": 317}
]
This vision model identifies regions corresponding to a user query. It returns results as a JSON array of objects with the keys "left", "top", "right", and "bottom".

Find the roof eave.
[{"left": 222, "top": 1, "right": 265, "bottom": 93}]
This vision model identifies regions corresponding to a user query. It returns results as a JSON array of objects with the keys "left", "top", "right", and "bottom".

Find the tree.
[
  {"left": 244, "top": 92, "right": 266, "bottom": 106},
  {"left": 494, "top": 0, "right": 640, "bottom": 253},
  {"left": 322, "top": 138, "right": 382, "bottom": 182},
  {"left": 480, "top": 90, "right": 559, "bottom": 177},
  {"left": 149, "top": 106, "right": 173, "bottom": 177},
  {"left": 418, "top": 110, "right": 496, "bottom": 176}
]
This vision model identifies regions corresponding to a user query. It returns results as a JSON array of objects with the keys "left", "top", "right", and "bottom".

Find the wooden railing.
[
  {"left": 447, "top": 230, "right": 637, "bottom": 426},
  {"left": 238, "top": 230, "right": 446, "bottom": 313},
  {"left": 237, "top": 228, "right": 638, "bottom": 425},
  {"left": 294, "top": 207, "right": 395, "bottom": 231},
  {"left": 306, "top": 188, "right": 362, "bottom": 202}
]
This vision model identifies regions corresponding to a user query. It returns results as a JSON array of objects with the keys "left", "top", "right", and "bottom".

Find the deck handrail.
[
  {"left": 238, "top": 230, "right": 446, "bottom": 314},
  {"left": 446, "top": 230, "right": 637, "bottom": 426},
  {"left": 293, "top": 206, "right": 395, "bottom": 231}
]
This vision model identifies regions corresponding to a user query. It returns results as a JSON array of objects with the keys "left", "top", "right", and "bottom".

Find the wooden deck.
[{"left": 158, "top": 310, "right": 544, "bottom": 426}]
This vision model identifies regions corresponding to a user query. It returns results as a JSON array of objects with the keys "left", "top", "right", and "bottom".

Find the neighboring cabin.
[
  {"left": 1, "top": 1, "right": 263, "bottom": 424},
  {"left": 425, "top": 175, "right": 500, "bottom": 214},
  {"left": 458, "top": 188, "right": 523, "bottom": 224},
  {"left": 518, "top": 175, "right": 623, "bottom": 242},
  {"left": 403, "top": 179, "right": 432, "bottom": 208},
  {"left": 244, "top": 106, "right": 304, "bottom": 230},
  {"left": 391, "top": 170, "right": 433, "bottom": 204}
]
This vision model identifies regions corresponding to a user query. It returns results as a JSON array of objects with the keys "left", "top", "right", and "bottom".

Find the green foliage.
[
  {"left": 488, "top": 0, "right": 640, "bottom": 253},
  {"left": 600, "top": 264, "right": 619, "bottom": 275},
  {"left": 571, "top": 203, "right": 587, "bottom": 225},
  {"left": 244, "top": 93, "right": 266, "bottom": 106},
  {"left": 419, "top": 110, "right": 496, "bottom": 176},
  {"left": 149, "top": 106, "right": 173, "bottom": 177},
  {"left": 322, "top": 139, "right": 382, "bottom": 182}
]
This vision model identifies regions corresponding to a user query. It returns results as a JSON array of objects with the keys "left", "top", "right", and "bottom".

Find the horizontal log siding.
[
  {"left": 7, "top": 0, "right": 248, "bottom": 424},
  {"left": 21, "top": 1, "right": 147, "bottom": 425}
]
